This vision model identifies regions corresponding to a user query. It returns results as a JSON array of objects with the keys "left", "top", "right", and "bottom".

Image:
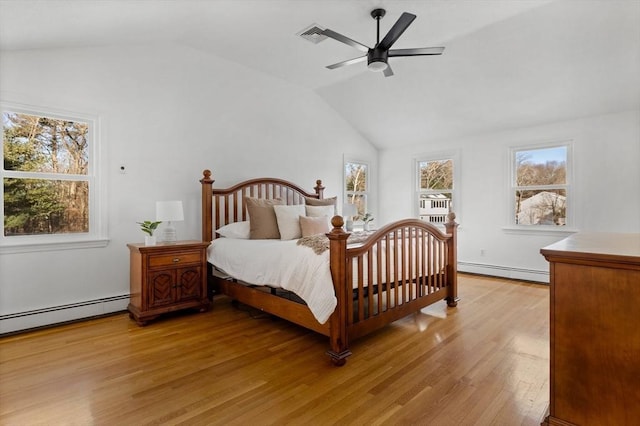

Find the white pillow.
[
  {"left": 305, "top": 205, "right": 334, "bottom": 228},
  {"left": 216, "top": 221, "right": 250, "bottom": 239},
  {"left": 273, "top": 204, "right": 306, "bottom": 240}
]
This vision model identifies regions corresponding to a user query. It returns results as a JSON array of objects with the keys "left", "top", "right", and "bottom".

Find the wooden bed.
[{"left": 200, "top": 170, "right": 459, "bottom": 365}]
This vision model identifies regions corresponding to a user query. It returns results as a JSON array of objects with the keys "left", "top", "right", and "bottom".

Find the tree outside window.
[
  {"left": 2, "top": 110, "right": 90, "bottom": 236},
  {"left": 345, "top": 161, "right": 368, "bottom": 218},
  {"left": 512, "top": 145, "right": 569, "bottom": 226}
]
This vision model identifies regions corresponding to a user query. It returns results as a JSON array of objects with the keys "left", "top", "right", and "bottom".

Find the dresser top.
[{"left": 541, "top": 232, "right": 640, "bottom": 264}]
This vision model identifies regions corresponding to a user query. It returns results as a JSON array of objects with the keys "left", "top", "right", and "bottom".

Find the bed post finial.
[
  {"left": 444, "top": 211, "right": 459, "bottom": 307},
  {"left": 200, "top": 170, "right": 215, "bottom": 243},
  {"left": 314, "top": 179, "right": 325, "bottom": 199}
]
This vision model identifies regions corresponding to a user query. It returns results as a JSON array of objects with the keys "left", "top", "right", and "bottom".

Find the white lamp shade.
[{"left": 156, "top": 201, "right": 184, "bottom": 222}]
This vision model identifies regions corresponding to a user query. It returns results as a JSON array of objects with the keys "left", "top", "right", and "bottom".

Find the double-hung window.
[
  {"left": 416, "top": 152, "right": 457, "bottom": 225},
  {"left": 1, "top": 103, "right": 106, "bottom": 252},
  {"left": 510, "top": 142, "right": 571, "bottom": 228},
  {"left": 344, "top": 160, "right": 368, "bottom": 219}
]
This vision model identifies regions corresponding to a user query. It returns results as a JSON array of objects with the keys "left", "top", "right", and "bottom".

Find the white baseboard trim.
[
  {"left": 0, "top": 294, "right": 129, "bottom": 335},
  {"left": 458, "top": 261, "right": 549, "bottom": 283}
]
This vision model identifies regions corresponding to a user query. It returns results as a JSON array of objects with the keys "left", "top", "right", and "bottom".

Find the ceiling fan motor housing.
[{"left": 367, "top": 48, "right": 388, "bottom": 70}]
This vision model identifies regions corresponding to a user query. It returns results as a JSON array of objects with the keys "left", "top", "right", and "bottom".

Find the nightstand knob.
[{"left": 172, "top": 258, "right": 180, "bottom": 263}]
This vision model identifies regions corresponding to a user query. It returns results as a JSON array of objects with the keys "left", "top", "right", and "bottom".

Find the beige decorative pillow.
[
  {"left": 304, "top": 196, "right": 337, "bottom": 215},
  {"left": 305, "top": 205, "right": 335, "bottom": 229},
  {"left": 273, "top": 204, "right": 305, "bottom": 240},
  {"left": 300, "top": 215, "right": 331, "bottom": 237},
  {"left": 245, "top": 197, "right": 284, "bottom": 239}
]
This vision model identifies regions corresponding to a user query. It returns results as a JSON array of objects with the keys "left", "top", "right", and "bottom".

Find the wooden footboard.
[
  {"left": 326, "top": 215, "right": 458, "bottom": 365},
  {"left": 200, "top": 170, "right": 458, "bottom": 366}
]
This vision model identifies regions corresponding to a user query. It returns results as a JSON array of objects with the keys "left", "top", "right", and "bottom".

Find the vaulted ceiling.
[{"left": 1, "top": 0, "right": 638, "bottom": 149}]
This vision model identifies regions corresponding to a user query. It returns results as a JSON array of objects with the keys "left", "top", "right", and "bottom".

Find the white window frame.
[
  {"left": 344, "top": 158, "right": 369, "bottom": 220},
  {"left": 1, "top": 101, "right": 108, "bottom": 253},
  {"left": 504, "top": 140, "right": 577, "bottom": 235},
  {"left": 414, "top": 150, "right": 460, "bottom": 227}
]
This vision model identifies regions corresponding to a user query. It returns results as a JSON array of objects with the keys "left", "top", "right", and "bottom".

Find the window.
[
  {"left": 511, "top": 143, "right": 570, "bottom": 227},
  {"left": 416, "top": 154, "right": 455, "bottom": 225},
  {"left": 344, "top": 160, "right": 368, "bottom": 218},
  {"left": 1, "top": 103, "right": 106, "bottom": 252}
]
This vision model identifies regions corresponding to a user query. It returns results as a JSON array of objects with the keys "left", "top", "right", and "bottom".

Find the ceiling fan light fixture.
[{"left": 367, "top": 60, "right": 388, "bottom": 72}]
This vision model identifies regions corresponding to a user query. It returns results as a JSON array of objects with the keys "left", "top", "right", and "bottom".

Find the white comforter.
[{"left": 207, "top": 239, "right": 337, "bottom": 324}]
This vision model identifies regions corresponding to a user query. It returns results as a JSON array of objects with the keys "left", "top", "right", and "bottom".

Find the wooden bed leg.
[
  {"left": 445, "top": 211, "right": 460, "bottom": 308},
  {"left": 326, "top": 215, "right": 352, "bottom": 366},
  {"left": 446, "top": 294, "right": 459, "bottom": 307},
  {"left": 327, "top": 348, "right": 352, "bottom": 366}
]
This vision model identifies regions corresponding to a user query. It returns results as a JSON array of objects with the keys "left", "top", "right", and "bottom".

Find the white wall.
[
  {"left": 0, "top": 42, "right": 378, "bottom": 333},
  {"left": 380, "top": 109, "right": 640, "bottom": 281}
]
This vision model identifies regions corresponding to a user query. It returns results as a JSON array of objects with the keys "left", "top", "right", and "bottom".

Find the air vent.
[{"left": 297, "top": 24, "right": 327, "bottom": 44}]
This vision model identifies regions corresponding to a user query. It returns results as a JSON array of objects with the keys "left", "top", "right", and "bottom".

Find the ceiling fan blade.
[
  {"left": 378, "top": 12, "right": 416, "bottom": 51},
  {"left": 321, "top": 29, "right": 370, "bottom": 53},
  {"left": 383, "top": 64, "right": 394, "bottom": 77},
  {"left": 326, "top": 55, "right": 367, "bottom": 69},
  {"left": 389, "top": 47, "right": 445, "bottom": 57}
]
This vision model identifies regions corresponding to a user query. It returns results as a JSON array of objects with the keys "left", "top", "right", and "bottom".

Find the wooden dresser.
[
  {"left": 128, "top": 240, "right": 210, "bottom": 325},
  {"left": 540, "top": 233, "right": 640, "bottom": 426}
]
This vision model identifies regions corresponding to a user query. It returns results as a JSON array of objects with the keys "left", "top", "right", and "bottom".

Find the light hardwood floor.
[{"left": 0, "top": 274, "right": 549, "bottom": 425}]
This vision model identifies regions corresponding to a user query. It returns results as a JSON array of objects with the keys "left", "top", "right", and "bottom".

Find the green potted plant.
[
  {"left": 361, "top": 213, "right": 374, "bottom": 231},
  {"left": 137, "top": 220, "right": 161, "bottom": 246}
]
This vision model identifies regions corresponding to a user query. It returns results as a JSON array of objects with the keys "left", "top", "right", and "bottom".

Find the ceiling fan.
[{"left": 319, "top": 8, "right": 444, "bottom": 77}]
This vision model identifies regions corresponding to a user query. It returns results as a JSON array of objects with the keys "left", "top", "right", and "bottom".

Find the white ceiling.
[{"left": 1, "top": 0, "right": 639, "bottom": 149}]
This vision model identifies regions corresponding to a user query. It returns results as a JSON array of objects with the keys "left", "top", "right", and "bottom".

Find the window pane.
[
  {"left": 345, "top": 162, "right": 367, "bottom": 192},
  {"left": 515, "top": 146, "right": 566, "bottom": 186},
  {"left": 418, "top": 192, "right": 451, "bottom": 224},
  {"left": 4, "top": 178, "right": 89, "bottom": 235},
  {"left": 515, "top": 189, "right": 566, "bottom": 225},
  {"left": 3, "top": 112, "right": 89, "bottom": 175},
  {"left": 419, "top": 159, "right": 453, "bottom": 190},
  {"left": 345, "top": 194, "right": 366, "bottom": 218}
]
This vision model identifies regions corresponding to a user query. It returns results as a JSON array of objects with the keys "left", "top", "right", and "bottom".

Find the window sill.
[
  {"left": 0, "top": 238, "right": 110, "bottom": 254},
  {"left": 501, "top": 226, "right": 578, "bottom": 237}
]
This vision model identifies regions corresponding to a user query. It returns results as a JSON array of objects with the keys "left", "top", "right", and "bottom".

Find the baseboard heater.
[
  {"left": 0, "top": 294, "right": 130, "bottom": 335},
  {"left": 457, "top": 261, "right": 549, "bottom": 283}
]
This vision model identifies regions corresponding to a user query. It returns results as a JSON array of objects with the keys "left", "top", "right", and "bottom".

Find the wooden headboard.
[{"left": 200, "top": 169, "right": 325, "bottom": 242}]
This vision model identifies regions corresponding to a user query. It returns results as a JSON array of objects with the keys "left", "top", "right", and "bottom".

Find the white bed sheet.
[{"left": 207, "top": 238, "right": 337, "bottom": 324}]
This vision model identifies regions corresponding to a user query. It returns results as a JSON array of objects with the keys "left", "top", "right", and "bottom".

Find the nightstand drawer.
[{"left": 148, "top": 251, "right": 201, "bottom": 268}]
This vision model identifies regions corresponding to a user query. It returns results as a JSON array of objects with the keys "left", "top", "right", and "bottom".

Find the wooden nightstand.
[{"left": 127, "top": 240, "right": 210, "bottom": 325}]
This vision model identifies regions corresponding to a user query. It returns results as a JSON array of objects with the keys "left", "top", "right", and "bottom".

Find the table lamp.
[
  {"left": 156, "top": 200, "right": 184, "bottom": 243},
  {"left": 343, "top": 203, "right": 357, "bottom": 232}
]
